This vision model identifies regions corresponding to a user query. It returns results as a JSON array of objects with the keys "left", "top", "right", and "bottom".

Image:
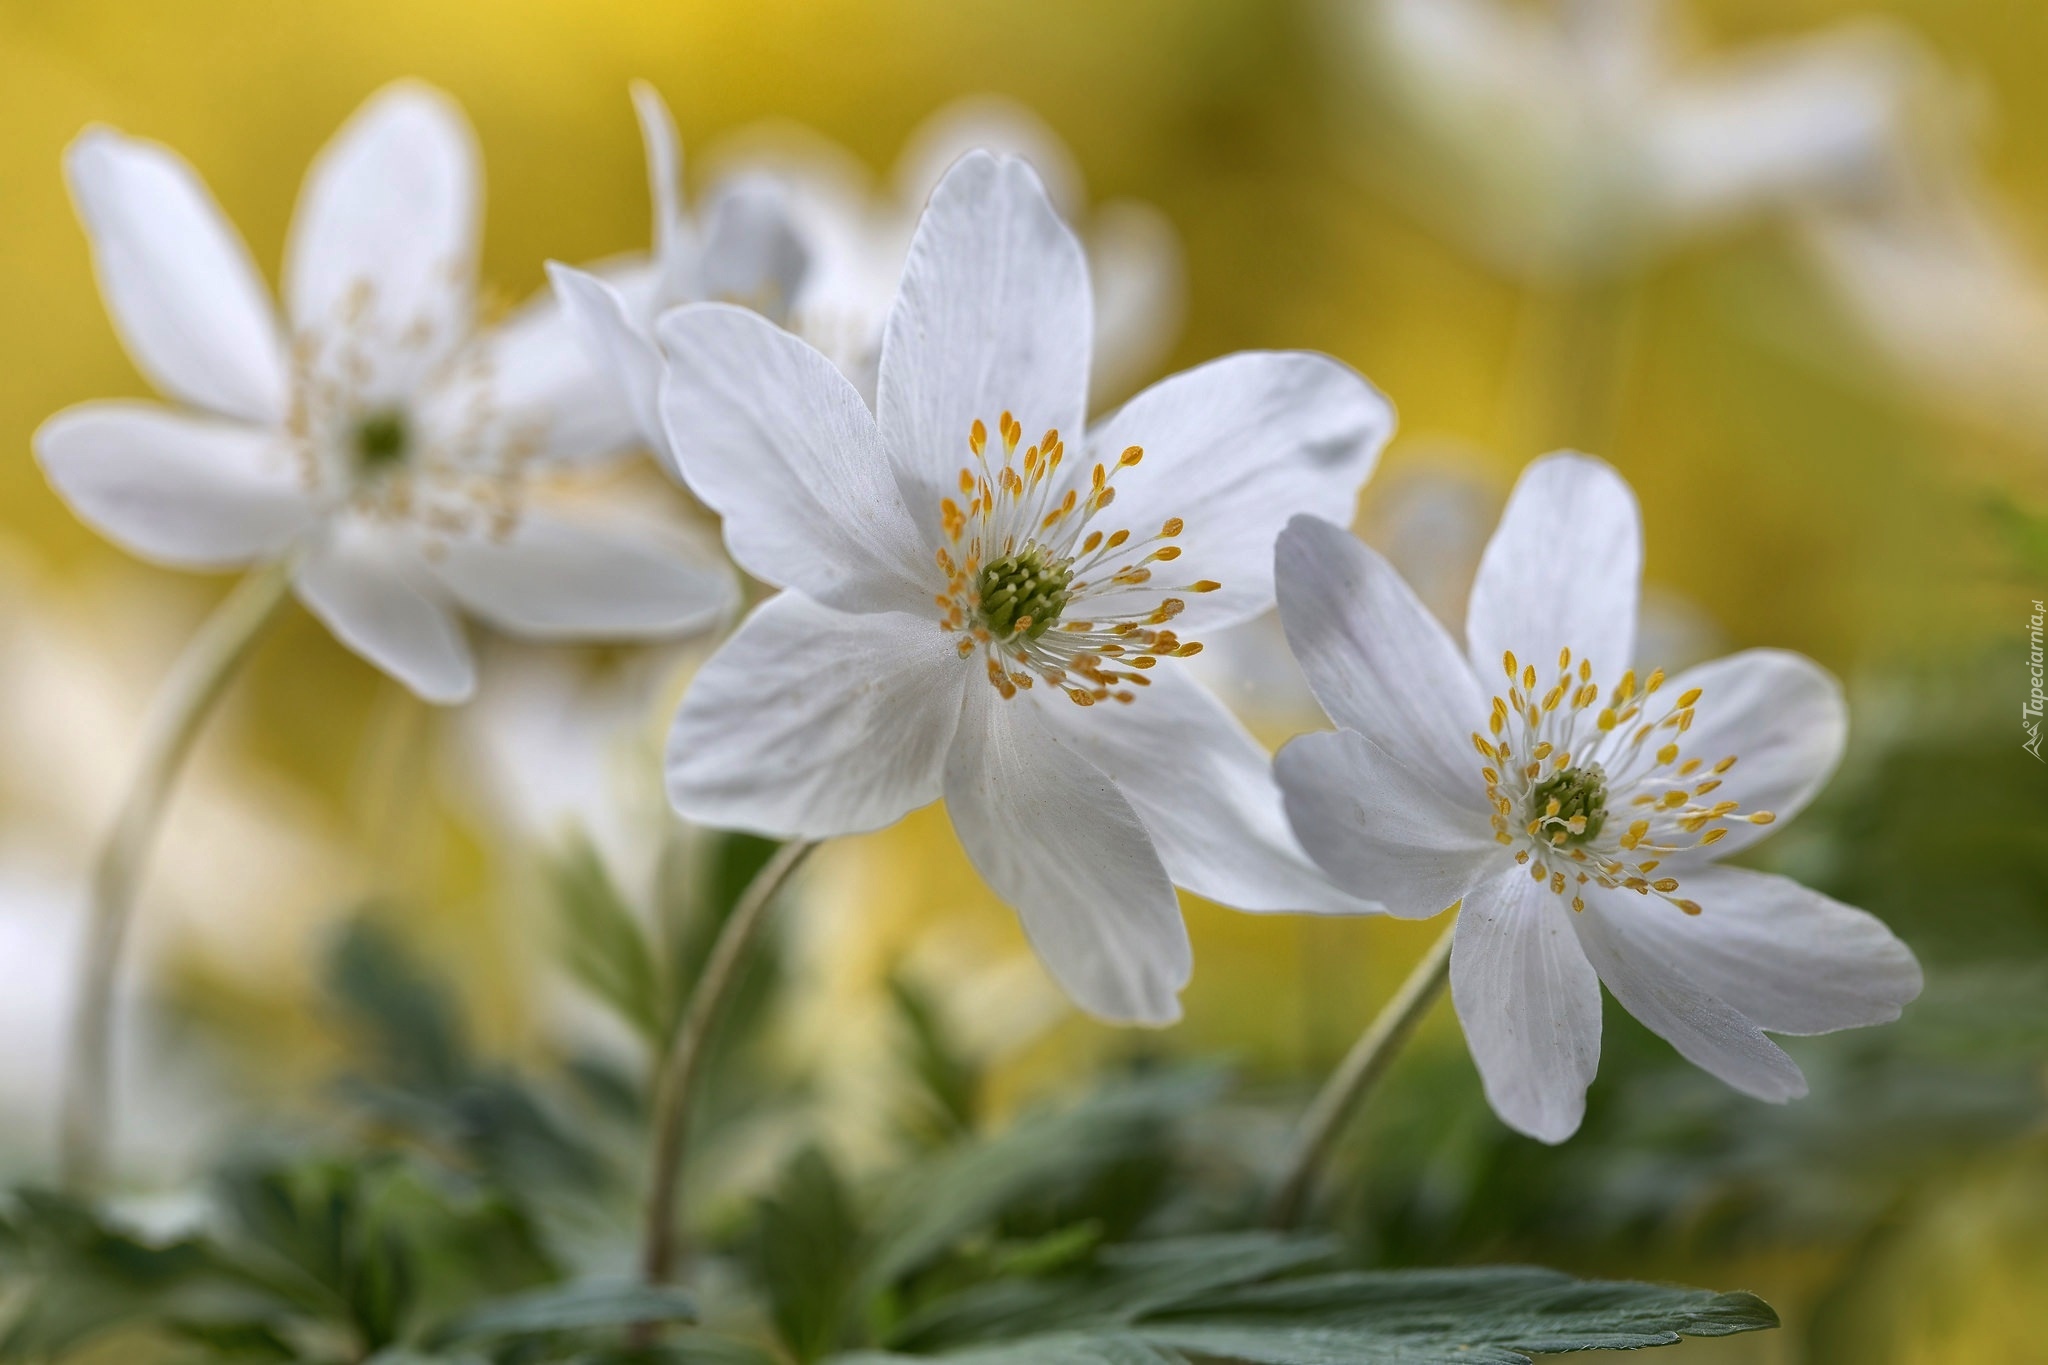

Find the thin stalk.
[
  {"left": 639, "top": 837, "right": 818, "bottom": 1284},
  {"left": 1266, "top": 917, "right": 1457, "bottom": 1228},
  {"left": 60, "top": 559, "right": 296, "bottom": 1190}
]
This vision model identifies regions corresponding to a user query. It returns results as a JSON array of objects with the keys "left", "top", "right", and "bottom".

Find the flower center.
[
  {"left": 353, "top": 407, "right": 411, "bottom": 474},
  {"left": 976, "top": 543, "right": 1073, "bottom": 641},
  {"left": 1527, "top": 762, "right": 1607, "bottom": 846},
  {"left": 1471, "top": 647, "right": 1777, "bottom": 917},
  {"left": 933, "top": 411, "right": 1218, "bottom": 707}
]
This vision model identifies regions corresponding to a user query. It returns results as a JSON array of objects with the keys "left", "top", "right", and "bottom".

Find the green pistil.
[
  {"left": 977, "top": 543, "right": 1072, "bottom": 642},
  {"left": 1530, "top": 763, "right": 1608, "bottom": 845},
  {"left": 353, "top": 408, "right": 410, "bottom": 472}
]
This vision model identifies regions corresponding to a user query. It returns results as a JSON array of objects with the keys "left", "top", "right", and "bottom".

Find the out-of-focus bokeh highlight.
[{"left": 2, "top": 1, "right": 2045, "bottom": 1360}]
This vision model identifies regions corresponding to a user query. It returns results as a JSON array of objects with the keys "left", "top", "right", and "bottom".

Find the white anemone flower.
[
  {"left": 548, "top": 84, "right": 810, "bottom": 478},
  {"left": 658, "top": 151, "right": 1391, "bottom": 1025},
  {"left": 35, "top": 81, "right": 737, "bottom": 704},
  {"left": 1348, "top": 0, "right": 1919, "bottom": 277},
  {"left": 692, "top": 94, "right": 1184, "bottom": 407},
  {"left": 1273, "top": 453, "right": 1921, "bottom": 1141}
]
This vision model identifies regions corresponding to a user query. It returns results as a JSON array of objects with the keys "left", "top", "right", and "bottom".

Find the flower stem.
[
  {"left": 60, "top": 559, "right": 297, "bottom": 1191},
  {"left": 1266, "top": 917, "right": 1457, "bottom": 1228},
  {"left": 639, "top": 836, "right": 818, "bottom": 1284}
]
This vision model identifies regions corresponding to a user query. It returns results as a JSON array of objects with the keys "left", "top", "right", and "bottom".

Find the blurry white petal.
[
  {"left": 286, "top": 82, "right": 478, "bottom": 371},
  {"left": 1040, "top": 667, "right": 1382, "bottom": 916},
  {"left": 1274, "top": 515, "right": 1484, "bottom": 796},
  {"left": 1088, "top": 352, "right": 1392, "bottom": 634},
  {"left": 668, "top": 593, "right": 966, "bottom": 838},
  {"left": 1574, "top": 883, "right": 1807, "bottom": 1102},
  {"left": 295, "top": 519, "right": 474, "bottom": 703},
  {"left": 877, "top": 152, "right": 1092, "bottom": 551},
  {"left": 1276, "top": 727, "right": 1496, "bottom": 919},
  {"left": 430, "top": 510, "right": 736, "bottom": 641},
  {"left": 946, "top": 682, "right": 1187, "bottom": 1025},
  {"left": 1451, "top": 866, "right": 1603, "bottom": 1143},
  {"left": 1465, "top": 452, "right": 1640, "bottom": 684},
  {"left": 700, "top": 179, "right": 810, "bottom": 325},
  {"left": 478, "top": 281, "right": 645, "bottom": 463},
  {"left": 35, "top": 402, "right": 315, "bottom": 569},
  {"left": 64, "top": 128, "right": 289, "bottom": 424},
  {"left": 548, "top": 262, "right": 667, "bottom": 461},
  {"left": 1086, "top": 200, "right": 1185, "bottom": 406},
  {"left": 1659, "top": 648, "right": 1846, "bottom": 861},
  {"left": 656, "top": 303, "right": 934, "bottom": 615},
  {"left": 631, "top": 81, "right": 691, "bottom": 288},
  {"left": 892, "top": 95, "right": 1086, "bottom": 219}
]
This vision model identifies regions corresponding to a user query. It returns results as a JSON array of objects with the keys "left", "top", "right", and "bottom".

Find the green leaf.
[
  {"left": 745, "top": 1147, "right": 866, "bottom": 1363},
  {"left": 862, "top": 1068, "right": 1221, "bottom": 1298},
  {"left": 552, "top": 836, "right": 666, "bottom": 1045},
  {"left": 837, "top": 1336, "right": 1187, "bottom": 1365},
  {"left": 325, "top": 914, "right": 473, "bottom": 1094},
  {"left": 887, "top": 974, "right": 981, "bottom": 1147},
  {"left": 425, "top": 1278, "right": 698, "bottom": 1347}
]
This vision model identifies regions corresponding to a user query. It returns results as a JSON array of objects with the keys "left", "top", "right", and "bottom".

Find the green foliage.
[
  {"left": 552, "top": 838, "right": 667, "bottom": 1047},
  {"left": 887, "top": 976, "right": 982, "bottom": 1148}
]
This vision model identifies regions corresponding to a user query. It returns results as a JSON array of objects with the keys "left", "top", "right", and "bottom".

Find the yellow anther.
[
  {"left": 1651, "top": 877, "right": 1680, "bottom": 893},
  {"left": 1105, "top": 529, "right": 1129, "bottom": 550},
  {"left": 1597, "top": 708, "right": 1617, "bottom": 731},
  {"left": 1558, "top": 647, "right": 1571, "bottom": 670},
  {"left": 1645, "top": 668, "right": 1665, "bottom": 693},
  {"left": 1700, "top": 828, "right": 1727, "bottom": 845},
  {"left": 1656, "top": 743, "right": 1679, "bottom": 766},
  {"left": 1677, "top": 688, "right": 1702, "bottom": 708},
  {"left": 1714, "top": 755, "right": 1738, "bottom": 773},
  {"left": 1748, "top": 811, "right": 1776, "bottom": 825},
  {"left": 1119, "top": 445, "right": 1144, "bottom": 466},
  {"left": 1504, "top": 650, "right": 1518, "bottom": 679},
  {"left": 1160, "top": 517, "right": 1183, "bottom": 536},
  {"left": 1191, "top": 580, "right": 1221, "bottom": 592},
  {"left": 1676, "top": 899, "right": 1702, "bottom": 916}
]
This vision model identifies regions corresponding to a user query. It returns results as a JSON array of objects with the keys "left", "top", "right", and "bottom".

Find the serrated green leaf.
[
  {"left": 745, "top": 1147, "right": 865, "bottom": 1363},
  {"left": 552, "top": 836, "right": 665, "bottom": 1045},
  {"left": 888, "top": 974, "right": 981, "bottom": 1147},
  {"left": 425, "top": 1278, "right": 697, "bottom": 1346},
  {"left": 325, "top": 914, "right": 471, "bottom": 1094}
]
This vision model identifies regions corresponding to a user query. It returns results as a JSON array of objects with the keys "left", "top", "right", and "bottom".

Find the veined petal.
[
  {"left": 1086, "top": 353, "right": 1392, "bottom": 634},
  {"left": 1465, "top": 453, "right": 1640, "bottom": 685},
  {"left": 667, "top": 593, "right": 967, "bottom": 838},
  {"left": 428, "top": 509, "right": 736, "bottom": 641},
  {"left": 699, "top": 179, "right": 809, "bottom": 325},
  {"left": 656, "top": 303, "right": 934, "bottom": 615},
  {"left": 64, "top": 128, "right": 289, "bottom": 424},
  {"left": 1039, "top": 666, "right": 1384, "bottom": 917},
  {"left": 286, "top": 82, "right": 478, "bottom": 373},
  {"left": 1625, "top": 864, "right": 1920, "bottom": 1035},
  {"left": 876, "top": 151, "right": 1092, "bottom": 553},
  {"left": 547, "top": 262, "right": 667, "bottom": 463},
  {"left": 1659, "top": 648, "right": 1847, "bottom": 861},
  {"left": 35, "top": 401, "right": 315, "bottom": 569},
  {"left": 295, "top": 517, "right": 475, "bottom": 704},
  {"left": 1276, "top": 727, "right": 1498, "bottom": 919},
  {"left": 1451, "top": 866, "right": 1603, "bottom": 1143},
  {"left": 477, "top": 281, "right": 645, "bottom": 464},
  {"left": 1275, "top": 515, "right": 1486, "bottom": 799},
  {"left": 1574, "top": 882, "right": 1808, "bottom": 1102},
  {"left": 946, "top": 681, "right": 1188, "bottom": 1026}
]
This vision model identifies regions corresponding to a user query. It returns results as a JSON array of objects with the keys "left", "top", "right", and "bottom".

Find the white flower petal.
[
  {"left": 1574, "top": 882, "right": 1808, "bottom": 1103},
  {"left": 285, "top": 82, "right": 478, "bottom": 371},
  {"left": 1276, "top": 727, "right": 1498, "bottom": 919},
  {"left": 1660, "top": 648, "right": 1847, "bottom": 860},
  {"left": 1087, "top": 353, "right": 1392, "bottom": 634},
  {"left": 1038, "top": 666, "right": 1383, "bottom": 917},
  {"left": 656, "top": 303, "right": 935, "bottom": 615},
  {"left": 1451, "top": 866, "right": 1603, "bottom": 1143},
  {"left": 547, "top": 262, "right": 667, "bottom": 463},
  {"left": 1085, "top": 200, "right": 1185, "bottom": 407},
  {"left": 34, "top": 401, "right": 315, "bottom": 569},
  {"left": 63, "top": 128, "right": 289, "bottom": 424},
  {"left": 295, "top": 519, "right": 475, "bottom": 704},
  {"left": 1465, "top": 453, "right": 1641, "bottom": 685},
  {"left": 667, "top": 593, "right": 967, "bottom": 838},
  {"left": 429, "top": 510, "right": 736, "bottom": 641},
  {"left": 630, "top": 81, "right": 690, "bottom": 285},
  {"left": 477, "top": 281, "right": 645, "bottom": 464},
  {"left": 699, "top": 180, "right": 809, "bottom": 325},
  {"left": 946, "top": 682, "right": 1187, "bottom": 1025},
  {"left": 891, "top": 96, "right": 1087, "bottom": 220},
  {"left": 876, "top": 152, "right": 1092, "bottom": 552},
  {"left": 1274, "top": 515, "right": 1485, "bottom": 798},
  {"left": 1630, "top": 864, "right": 1921, "bottom": 1036}
]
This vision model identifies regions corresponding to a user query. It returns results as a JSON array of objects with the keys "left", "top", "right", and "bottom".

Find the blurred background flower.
[{"left": 1, "top": 0, "right": 2044, "bottom": 1360}]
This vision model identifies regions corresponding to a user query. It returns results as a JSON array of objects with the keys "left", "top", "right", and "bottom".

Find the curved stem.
[
  {"left": 1266, "top": 917, "right": 1457, "bottom": 1228},
  {"left": 639, "top": 837, "right": 818, "bottom": 1284},
  {"left": 60, "top": 559, "right": 296, "bottom": 1191}
]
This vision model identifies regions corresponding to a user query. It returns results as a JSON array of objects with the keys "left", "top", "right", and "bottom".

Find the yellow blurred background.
[{"left": 2, "top": 0, "right": 2045, "bottom": 1361}]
